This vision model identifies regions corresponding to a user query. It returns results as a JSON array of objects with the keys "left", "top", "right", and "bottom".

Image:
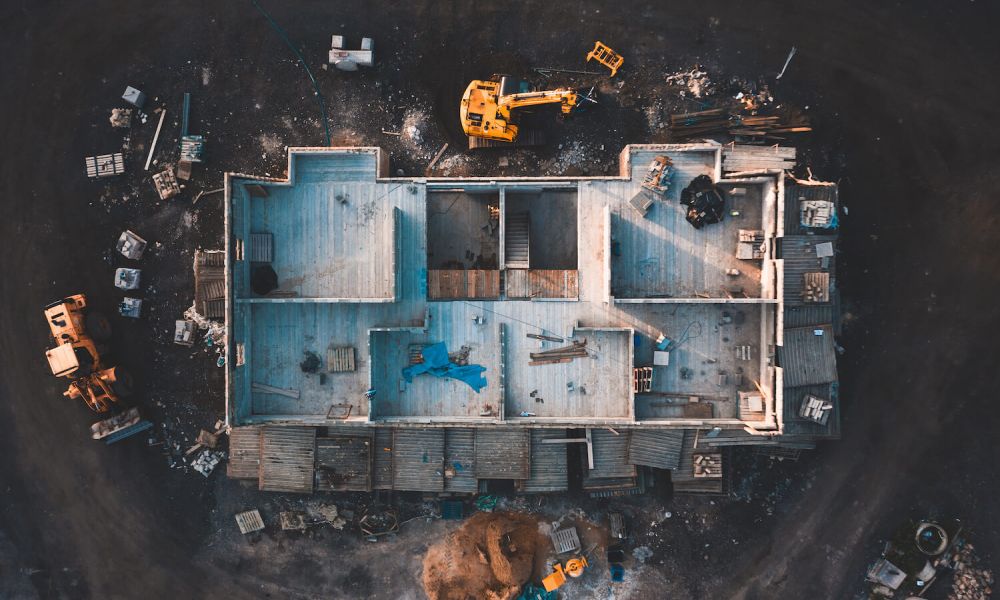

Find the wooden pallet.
[
  {"left": 234, "top": 509, "right": 265, "bottom": 534},
  {"left": 633, "top": 367, "right": 653, "bottom": 393},
  {"left": 85, "top": 153, "right": 125, "bottom": 178},
  {"left": 249, "top": 232, "right": 273, "bottom": 263},
  {"left": 327, "top": 346, "right": 356, "bottom": 373}
]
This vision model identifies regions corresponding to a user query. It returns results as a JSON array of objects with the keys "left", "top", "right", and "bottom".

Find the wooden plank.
[
  {"left": 527, "top": 333, "right": 564, "bottom": 342},
  {"left": 259, "top": 427, "right": 316, "bottom": 494},
  {"left": 427, "top": 270, "right": 499, "bottom": 299},
  {"left": 251, "top": 382, "right": 300, "bottom": 399},
  {"left": 529, "top": 357, "right": 573, "bottom": 366}
]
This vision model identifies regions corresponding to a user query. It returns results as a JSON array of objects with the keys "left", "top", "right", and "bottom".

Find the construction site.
[
  {"left": 2, "top": 2, "right": 999, "bottom": 599},
  {"left": 224, "top": 141, "right": 842, "bottom": 500}
]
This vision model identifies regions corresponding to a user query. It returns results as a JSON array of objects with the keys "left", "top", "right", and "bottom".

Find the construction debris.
[
  {"left": 193, "top": 187, "right": 224, "bottom": 205},
  {"left": 174, "top": 320, "right": 196, "bottom": 346},
  {"left": 775, "top": 46, "right": 797, "bottom": 80},
  {"left": 633, "top": 366, "right": 653, "bottom": 393},
  {"left": 183, "top": 304, "right": 226, "bottom": 348},
  {"left": 152, "top": 166, "right": 181, "bottom": 200},
  {"left": 121, "top": 85, "right": 146, "bottom": 109},
  {"left": 251, "top": 382, "right": 300, "bottom": 399},
  {"left": 549, "top": 526, "right": 581, "bottom": 554},
  {"left": 527, "top": 333, "right": 563, "bottom": 343},
  {"left": 425, "top": 142, "right": 449, "bottom": 174},
  {"left": 665, "top": 68, "right": 714, "bottom": 98},
  {"left": 116, "top": 230, "right": 147, "bottom": 260},
  {"left": 950, "top": 542, "right": 994, "bottom": 600},
  {"left": 801, "top": 199, "right": 837, "bottom": 228},
  {"left": 641, "top": 155, "right": 673, "bottom": 195},
  {"left": 329, "top": 34, "right": 375, "bottom": 70},
  {"left": 114, "top": 267, "right": 141, "bottom": 290},
  {"left": 144, "top": 108, "right": 166, "bottom": 171},
  {"left": 693, "top": 452, "right": 723, "bottom": 478},
  {"left": 669, "top": 107, "right": 811, "bottom": 141},
  {"left": 529, "top": 340, "right": 588, "bottom": 365},
  {"left": 179, "top": 136, "right": 205, "bottom": 163},
  {"left": 359, "top": 506, "right": 399, "bottom": 538},
  {"left": 680, "top": 175, "right": 726, "bottom": 229},
  {"left": 118, "top": 297, "right": 142, "bottom": 319},
  {"left": 191, "top": 449, "right": 224, "bottom": 477},
  {"left": 280, "top": 511, "right": 308, "bottom": 531},
  {"left": 179, "top": 92, "right": 206, "bottom": 166},
  {"left": 109, "top": 107, "right": 132, "bottom": 128},
  {"left": 802, "top": 272, "right": 830, "bottom": 303}
]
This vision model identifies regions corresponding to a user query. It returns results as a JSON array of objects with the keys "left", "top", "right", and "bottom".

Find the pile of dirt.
[{"left": 422, "top": 512, "right": 541, "bottom": 600}]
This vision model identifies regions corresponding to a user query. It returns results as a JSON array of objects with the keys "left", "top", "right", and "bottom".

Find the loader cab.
[
  {"left": 44, "top": 296, "right": 88, "bottom": 343},
  {"left": 46, "top": 343, "right": 95, "bottom": 378}
]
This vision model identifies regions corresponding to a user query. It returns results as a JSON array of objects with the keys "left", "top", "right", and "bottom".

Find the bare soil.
[{"left": 422, "top": 512, "right": 542, "bottom": 600}]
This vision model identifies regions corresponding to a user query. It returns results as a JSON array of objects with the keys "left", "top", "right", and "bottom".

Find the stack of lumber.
[
  {"left": 668, "top": 108, "right": 731, "bottom": 138},
  {"left": 722, "top": 145, "right": 797, "bottom": 173},
  {"left": 669, "top": 107, "right": 811, "bottom": 141},
  {"left": 529, "top": 340, "right": 588, "bottom": 366}
]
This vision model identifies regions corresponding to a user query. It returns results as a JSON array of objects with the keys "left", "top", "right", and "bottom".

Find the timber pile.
[
  {"left": 802, "top": 272, "right": 830, "bottom": 303},
  {"left": 529, "top": 340, "right": 588, "bottom": 366},
  {"left": 669, "top": 108, "right": 811, "bottom": 141},
  {"left": 950, "top": 542, "right": 994, "bottom": 600}
]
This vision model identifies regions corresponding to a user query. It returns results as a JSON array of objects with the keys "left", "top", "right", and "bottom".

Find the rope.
[{"left": 250, "top": 0, "right": 332, "bottom": 146}]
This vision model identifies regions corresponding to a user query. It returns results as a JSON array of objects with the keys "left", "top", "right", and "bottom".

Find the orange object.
[
  {"left": 586, "top": 41, "right": 624, "bottom": 76},
  {"left": 542, "top": 556, "right": 589, "bottom": 592}
]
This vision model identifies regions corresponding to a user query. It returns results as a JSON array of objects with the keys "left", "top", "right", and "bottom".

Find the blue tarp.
[{"left": 401, "top": 342, "right": 487, "bottom": 393}]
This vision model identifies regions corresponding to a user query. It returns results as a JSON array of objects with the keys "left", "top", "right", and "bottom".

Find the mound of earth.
[{"left": 422, "top": 512, "right": 541, "bottom": 600}]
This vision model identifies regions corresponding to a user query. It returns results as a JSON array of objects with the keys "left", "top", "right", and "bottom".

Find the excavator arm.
[{"left": 498, "top": 89, "right": 579, "bottom": 115}]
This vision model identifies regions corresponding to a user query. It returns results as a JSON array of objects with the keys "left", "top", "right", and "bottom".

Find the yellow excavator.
[
  {"left": 460, "top": 76, "right": 594, "bottom": 148},
  {"left": 43, "top": 295, "right": 132, "bottom": 415}
]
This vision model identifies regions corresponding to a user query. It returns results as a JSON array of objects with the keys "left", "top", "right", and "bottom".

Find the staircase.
[{"left": 505, "top": 212, "right": 531, "bottom": 269}]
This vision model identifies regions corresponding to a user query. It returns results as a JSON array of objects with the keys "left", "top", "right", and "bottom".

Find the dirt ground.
[{"left": 1, "top": 1, "right": 1000, "bottom": 599}]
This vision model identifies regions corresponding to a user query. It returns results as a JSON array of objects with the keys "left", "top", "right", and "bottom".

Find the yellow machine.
[
  {"left": 460, "top": 76, "right": 590, "bottom": 146},
  {"left": 44, "top": 294, "right": 108, "bottom": 378},
  {"left": 586, "top": 41, "right": 624, "bottom": 77},
  {"left": 63, "top": 366, "right": 131, "bottom": 413},
  {"left": 542, "top": 556, "right": 589, "bottom": 592},
  {"left": 43, "top": 294, "right": 130, "bottom": 413}
]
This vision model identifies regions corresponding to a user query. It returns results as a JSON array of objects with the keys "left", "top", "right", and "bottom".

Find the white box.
[{"left": 653, "top": 351, "right": 670, "bottom": 366}]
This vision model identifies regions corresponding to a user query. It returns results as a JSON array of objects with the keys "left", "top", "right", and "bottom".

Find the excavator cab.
[{"left": 43, "top": 294, "right": 110, "bottom": 378}]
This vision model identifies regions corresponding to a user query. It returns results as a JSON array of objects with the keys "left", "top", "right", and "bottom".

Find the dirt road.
[{"left": 1, "top": 1, "right": 998, "bottom": 599}]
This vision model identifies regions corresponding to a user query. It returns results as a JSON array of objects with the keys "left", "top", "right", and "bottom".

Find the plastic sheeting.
[{"left": 401, "top": 342, "right": 487, "bottom": 393}]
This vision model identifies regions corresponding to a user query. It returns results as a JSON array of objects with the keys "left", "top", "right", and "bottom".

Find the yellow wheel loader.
[{"left": 43, "top": 294, "right": 149, "bottom": 442}]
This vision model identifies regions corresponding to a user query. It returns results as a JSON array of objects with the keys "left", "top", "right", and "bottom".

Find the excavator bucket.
[{"left": 586, "top": 41, "right": 624, "bottom": 77}]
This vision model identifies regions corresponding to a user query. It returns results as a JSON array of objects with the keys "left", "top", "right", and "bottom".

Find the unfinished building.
[{"left": 223, "top": 143, "right": 841, "bottom": 495}]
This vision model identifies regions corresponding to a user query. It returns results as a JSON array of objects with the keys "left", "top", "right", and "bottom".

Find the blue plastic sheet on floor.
[
  {"left": 401, "top": 342, "right": 487, "bottom": 393},
  {"left": 516, "top": 584, "right": 557, "bottom": 600}
]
